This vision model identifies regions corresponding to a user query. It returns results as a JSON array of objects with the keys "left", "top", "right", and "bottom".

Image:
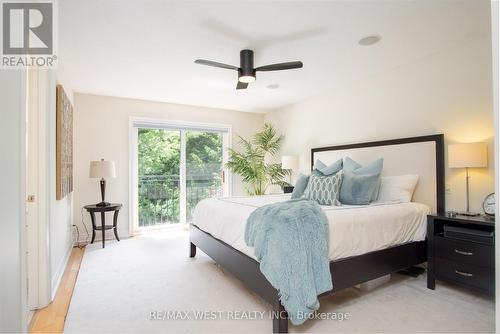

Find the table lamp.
[
  {"left": 89, "top": 159, "right": 116, "bottom": 207},
  {"left": 281, "top": 155, "right": 299, "bottom": 185},
  {"left": 448, "top": 143, "right": 487, "bottom": 216}
]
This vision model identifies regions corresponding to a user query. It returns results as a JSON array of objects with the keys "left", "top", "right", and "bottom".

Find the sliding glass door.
[
  {"left": 137, "top": 128, "right": 181, "bottom": 226},
  {"left": 186, "top": 131, "right": 224, "bottom": 221},
  {"left": 132, "top": 121, "right": 230, "bottom": 231}
]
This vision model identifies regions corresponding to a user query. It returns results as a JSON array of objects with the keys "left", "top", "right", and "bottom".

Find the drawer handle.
[
  {"left": 455, "top": 270, "right": 473, "bottom": 277},
  {"left": 454, "top": 249, "right": 473, "bottom": 256}
]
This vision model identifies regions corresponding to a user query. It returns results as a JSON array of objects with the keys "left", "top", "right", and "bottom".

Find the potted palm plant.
[{"left": 226, "top": 123, "right": 290, "bottom": 195}]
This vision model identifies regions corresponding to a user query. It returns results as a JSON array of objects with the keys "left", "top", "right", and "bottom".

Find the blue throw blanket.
[{"left": 245, "top": 199, "right": 332, "bottom": 325}]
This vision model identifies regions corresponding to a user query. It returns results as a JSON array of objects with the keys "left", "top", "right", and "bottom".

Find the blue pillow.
[
  {"left": 343, "top": 157, "right": 383, "bottom": 200},
  {"left": 339, "top": 172, "right": 380, "bottom": 205},
  {"left": 291, "top": 174, "right": 310, "bottom": 199},
  {"left": 303, "top": 172, "right": 343, "bottom": 206},
  {"left": 343, "top": 157, "right": 383, "bottom": 174},
  {"left": 314, "top": 158, "right": 343, "bottom": 175}
]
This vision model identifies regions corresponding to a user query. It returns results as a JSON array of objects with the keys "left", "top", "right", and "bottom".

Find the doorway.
[{"left": 130, "top": 119, "right": 231, "bottom": 233}]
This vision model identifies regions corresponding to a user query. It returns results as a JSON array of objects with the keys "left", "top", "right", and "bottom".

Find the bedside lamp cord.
[{"left": 72, "top": 207, "right": 91, "bottom": 249}]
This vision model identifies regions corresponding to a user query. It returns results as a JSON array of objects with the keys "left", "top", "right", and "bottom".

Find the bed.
[{"left": 189, "top": 134, "right": 445, "bottom": 333}]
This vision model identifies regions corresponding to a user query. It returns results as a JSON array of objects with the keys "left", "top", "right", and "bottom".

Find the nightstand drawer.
[
  {"left": 435, "top": 237, "right": 494, "bottom": 268},
  {"left": 435, "top": 258, "right": 494, "bottom": 294}
]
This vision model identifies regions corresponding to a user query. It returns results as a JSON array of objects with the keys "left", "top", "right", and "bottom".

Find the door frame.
[
  {"left": 25, "top": 68, "right": 51, "bottom": 312},
  {"left": 128, "top": 117, "right": 232, "bottom": 235}
]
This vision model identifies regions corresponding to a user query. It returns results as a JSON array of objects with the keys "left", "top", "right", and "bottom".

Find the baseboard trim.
[
  {"left": 50, "top": 243, "right": 73, "bottom": 301},
  {"left": 86, "top": 234, "right": 131, "bottom": 242},
  {"left": 74, "top": 235, "right": 130, "bottom": 249},
  {"left": 73, "top": 231, "right": 133, "bottom": 246}
]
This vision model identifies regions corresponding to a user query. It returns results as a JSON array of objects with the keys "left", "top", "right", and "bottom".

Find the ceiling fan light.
[{"left": 239, "top": 75, "right": 255, "bottom": 83}]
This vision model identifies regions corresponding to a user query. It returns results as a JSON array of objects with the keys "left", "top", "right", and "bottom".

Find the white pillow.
[{"left": 376, "top": 175, "right": 419, "bottom": 203}]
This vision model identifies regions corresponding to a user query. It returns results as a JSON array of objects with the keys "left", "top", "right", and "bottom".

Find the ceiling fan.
[{"left": 195, "top": 49, "right": 303, "bottom": 90}]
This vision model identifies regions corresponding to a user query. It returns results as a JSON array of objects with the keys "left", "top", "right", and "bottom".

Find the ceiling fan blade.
[
  {"left": 194, "top": 59, "right": 239, "bottom": 70},
  {"left": 255, "top": 61, "right": 303, "bottom": 72},
  {"left": 236, "top": 81, "right": 248, "bottom": 90}
]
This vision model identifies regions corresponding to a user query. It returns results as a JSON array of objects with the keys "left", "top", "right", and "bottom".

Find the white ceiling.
[{"left": 59, "top": 0, "right": 491, "bottom": 113}]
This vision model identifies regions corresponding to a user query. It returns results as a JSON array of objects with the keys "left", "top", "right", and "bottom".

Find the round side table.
[{"left": 84, "top": 203, "right": 122, "bottom": 248}]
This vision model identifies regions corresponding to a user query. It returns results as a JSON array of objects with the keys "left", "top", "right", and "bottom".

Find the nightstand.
[
  {"left": 427, "top": 214, "right": 495, "bottom": 295},
  {"left": 84, "top": 203, "right": 122, "bottom": 248}
]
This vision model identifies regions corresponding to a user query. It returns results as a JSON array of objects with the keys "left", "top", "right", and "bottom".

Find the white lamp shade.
[
  {"left": 89, "top": 160, "right": 116, "bottom": 178},
  {"left": 448, "top": 143, "right": 487, "bottom": 168},
  {"left": 281, "top": 155, "right": 299, "bottom": 170}
]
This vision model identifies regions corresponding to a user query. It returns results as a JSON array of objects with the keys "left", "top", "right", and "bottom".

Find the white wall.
[
  {"left": 0, "top": 70, "right": 27, "bottom": 332},
  {"left": 48, "top": 65, "right": 74, "bottom": 298},
  {"left": 265, "top": 34, "right": 494, "bottom": 213},
  {"left": 73, "top": 93, "right": 264, "bottom": 238}
]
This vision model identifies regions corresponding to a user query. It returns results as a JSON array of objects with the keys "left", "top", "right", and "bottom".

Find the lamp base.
[{"left": 96, "top": 201, "right": 111, "bottom": 207}]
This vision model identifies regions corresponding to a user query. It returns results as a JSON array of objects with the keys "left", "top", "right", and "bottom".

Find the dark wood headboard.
[{"left": 310, "top": 134, "right": 445, "bottom": 214}]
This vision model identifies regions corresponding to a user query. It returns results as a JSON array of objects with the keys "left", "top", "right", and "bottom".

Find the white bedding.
[{"left": 192, "top": 194, "right": 430, "bottom": 261}]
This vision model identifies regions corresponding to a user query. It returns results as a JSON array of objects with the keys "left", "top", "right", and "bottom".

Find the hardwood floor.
[{"left": 29, "top": 246, "right": 85, "bottom": 333}]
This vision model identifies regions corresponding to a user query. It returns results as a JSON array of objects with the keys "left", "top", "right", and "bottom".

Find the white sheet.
[{"left": 192, "top": 194, "right": 430, "bottom": 261}]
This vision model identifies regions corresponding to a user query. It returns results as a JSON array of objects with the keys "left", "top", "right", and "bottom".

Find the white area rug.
[{"left": 65, "top": 231, "right": 495, "bottom": 333}]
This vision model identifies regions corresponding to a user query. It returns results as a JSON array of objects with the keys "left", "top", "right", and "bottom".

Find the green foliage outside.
[
  {"left": 138, "top": 129, "right": 222, "bottom": 226},
  {"left": 226, "top": 123, "right": 289, "bottom": 195},
  {"left": 186, "top": 131, "right": 223, "bottom": 220}
]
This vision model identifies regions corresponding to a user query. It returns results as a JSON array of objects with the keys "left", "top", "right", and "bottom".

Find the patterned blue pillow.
[{"left": 303, "top": 172, "right": 343, "bottom": 206}]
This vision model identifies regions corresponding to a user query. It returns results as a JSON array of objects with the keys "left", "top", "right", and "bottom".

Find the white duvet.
[{"left": 192, "top": 194, "right": 430, "bottom": 261}]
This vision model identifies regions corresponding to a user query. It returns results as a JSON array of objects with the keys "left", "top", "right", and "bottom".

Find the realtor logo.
[{"left": 1, "top": 0, "right": 57, "bottom": 68}]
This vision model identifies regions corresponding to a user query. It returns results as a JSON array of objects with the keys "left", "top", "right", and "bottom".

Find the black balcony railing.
[{"left": 138, "top": 174, "right": 222, "bottom": 227}]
